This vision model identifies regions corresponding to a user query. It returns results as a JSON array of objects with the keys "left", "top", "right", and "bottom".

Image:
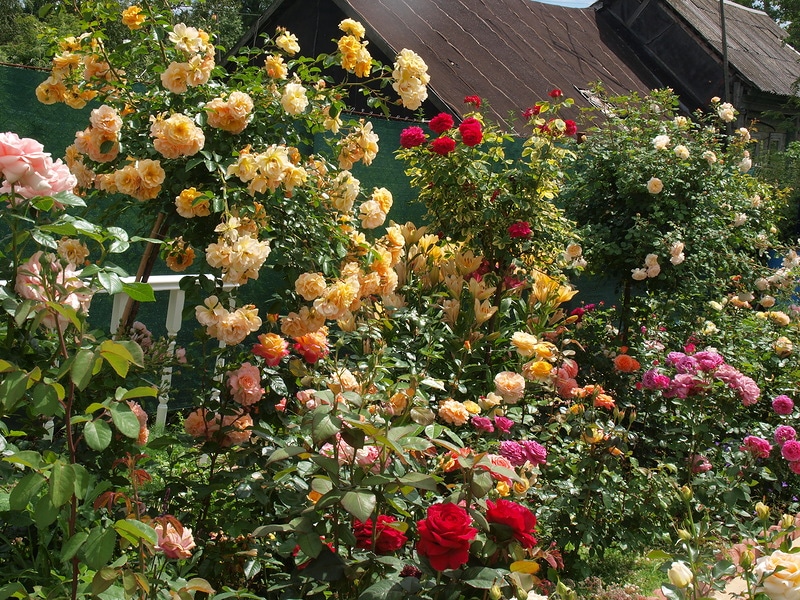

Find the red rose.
[
  {"left": 430, "top": 136, "right": 456, "bottom": 156},
  {"left": 464, "top": 95, "right": 482, "bottom": 108},
  {"left": 508, "top": 221, "right": 532, "bottom": 238},
  {"left": 400, "top": 126, "right": 426, "bottom": 149},
  {"left": 459, "top": 117, "right": 483, "bottom": 147},
  {"left": 565, "top": 119, "right": 578, "bottom": 136},
  {"left": 429, "top": 113, "right": 455, "bottom": 134},
  {"left": 354, "top": 515, "right": 408, "bottom": 554},
  {"left": 523, "top": 104, "right": 542, "bottom": 119},
  {"left": 549, "top": 88, "right": 563, "bottom": 98},
  {"left": 416, "top": 503, "right": 477, "bottom": 571},
  {"left": 485, "top": 499, "right": 538, "bottom": 549}
]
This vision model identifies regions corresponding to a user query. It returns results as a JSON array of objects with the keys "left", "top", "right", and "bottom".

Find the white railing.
[{"left": 112, "top": 274, "right": 237, "bottom": 431}]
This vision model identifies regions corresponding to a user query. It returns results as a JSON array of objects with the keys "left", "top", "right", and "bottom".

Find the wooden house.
[{"left": 227, "top": 0, "right": 800, "bottom": 144}]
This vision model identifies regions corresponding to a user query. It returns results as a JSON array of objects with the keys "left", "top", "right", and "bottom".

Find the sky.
[{"left": 529, "top": 0, "right": 597, "bottom": 7}]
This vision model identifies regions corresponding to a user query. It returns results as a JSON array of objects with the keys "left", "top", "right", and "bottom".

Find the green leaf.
[
  {"left": 80, "top": 526, "right": 117, "bottom": 570},
  {"left": 110, "top": 402, "right": 140, "bottom": 439},
  {"left": 52, "top": 190, "right": 86, "bottom": 207},
  {"left": 31, "top": 383, "right": 63, "bottom": 417},
  {"left": 0, "top": 371, "right": 29, "bottom": 412},
  {"left": 340, "top": 491, "right": 376, "bottom": 522},
  {"left": 120, "top": 387, "right": 157, "bottom": 401},
  {"left": 0, "top": 582, "right": 26, "bottom": 600},
  {"left": 311, "top": 411, "right": 341, "bottom": 446},
  {"left": 265, "top": 446, "right": 308, "bottom": 465},
  {"left": 84, "top": 420, "right": 112, "bottom": 451},
  {"left": 114, "top": 519, "right": 157, "bottom": 547},
  {"left": 4, "top": 450, "right": 43, "bottom": 469},
  {"left": 647, "top": 549, "right": 673, "bottom": 561},
  {"left": 33, "top": 494, "right": 59, "bottom": 528},
  {"left": 121, "top": 282, "right": 155, "bottom": 303},
  {"left": 91, "top": 568, "right": 120, "bottom": 596},
  {"left": 99, "top": 340, "right": 138, "bottom": 378},
  {"left": 61, "top": 531, "right": 89, "bottom": 562},
  {"left": 460, "top": 567, "right": 503, "bottom": 589},
  {"left": 9, "top": 472, "right": 46, "bottom": 510},
  {"left": 98, "top": 272, "right": 124, "bottom": 295},
  {"left": 50, "top": 462, "right": 76, "bottom": 507},
  {"left": 71, "top": 349, "right": 97, "bottom": 391},
  {"left": 396, "top": 472, "right": 439, "bottom": 492}
]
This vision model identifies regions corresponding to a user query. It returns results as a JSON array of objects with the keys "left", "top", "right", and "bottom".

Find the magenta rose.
[
  {"left": 508, "top": 221, "right": 532, "bottom": 239},
  {"left": 772, "top": 395, "right": 795, "bottom": 415},
  {"left": 416, "top": 503, "right": 477, "bottom": 571},
  {"left": 430, "top": 136, "right": 456, "bottom": 156},
  {"left": 354, "top": 515, "right": 408, "bottom": 554},
  {"left": 429, "top": 113, "right": 454, "bottom": 134},
  {"left": 486, "top": 499, "right": 538, "bottom": 549},
  {"left": 459, "top": 117, "right": 483, "bottom": 146},
  {"left": 781, "top": 440, "right": 800, "bottom": 462},
  {"left": 399, "top": 126, "right": 426, "bottom": 149}
]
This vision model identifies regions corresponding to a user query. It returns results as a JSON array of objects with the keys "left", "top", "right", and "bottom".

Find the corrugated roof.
[
  {"left": 334, "top": 0, "right": 661, "bottom": 127},
  {"left": 664, "top": 0, "right": 800, "bottom": 96}
]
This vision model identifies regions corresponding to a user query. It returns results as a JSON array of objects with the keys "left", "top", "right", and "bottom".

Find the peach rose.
[
  {"left": 227, "top": 362, "right": 264, "bottom": 406},
  {"left": 494, "top": 371, "right": 525, "bottom": 404},
  {"left": 295, "top": 272, "right": 327, "bottom": 301},
  {"left": 155, "top": 520, "right": 196, "bottom": 559},
  {"left": 438, "top": 398, "right": 470, "bottom": 426}
]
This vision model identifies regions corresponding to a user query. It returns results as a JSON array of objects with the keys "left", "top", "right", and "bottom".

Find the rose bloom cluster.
[
  {"left": 337, "top": 120, "right": 380, "bottom": 170},
  {"left": 642, "top": 348, "right": 760, "bottom": 406},
  {"left": 206, "top": 91, "right": 254, "bottom": 134},
  {"left": 0, "top": 132, "right": 77, "bottom": 202},
  {"left": 35, "top": 34, "right": 111, "bottom": 109},
  {"left": 337, "top": 18, "right": 372, "bottom": 77},
  {"left": 160, "top": 22, "right": 215, "bottom": 94},
  {"left": 195, "top": 295, "right": 261, "bottom": 346},
  {"left": 391, "top": 48, "right": 430, "bottom": 110},
  {"left": 227, "top": 144, "right": 308, "bottom": 197},
  {"left": 205, "top": 231, "right": 271, "bottom": 286},
  {"left": 416, "top": 499, "right": 538, "bottom": 571},
  {"left": 183, "top": 407, "right": 253, "bottom": 447},
  {"left": 94, "top": 157, "right": 166, "bottom": 202}
]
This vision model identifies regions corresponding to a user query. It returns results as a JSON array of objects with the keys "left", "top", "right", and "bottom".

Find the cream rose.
[
  {"left": 753, "top": 550, "right": 800, "bottom": 600},
  {"left": 647, "top": 177, "right": 663, "bottom": 194}
]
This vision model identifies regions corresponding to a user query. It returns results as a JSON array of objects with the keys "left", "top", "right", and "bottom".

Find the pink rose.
[
  {"left": 781, "top": 440, "right": 800, "bottom": 462},
  {"left": 741, "top": 435, "right": 772, "bottom": 459},
  {"left": 0, "top": 132, "right": 51, "bottom": 187},
  {"left": 155, "top": 520, "right": 196, "bottom": 559},
  {"left": 775, "top": 425, "right": 797, "bottom": 446},
  {"left": 227, "top": 362, "right": 264, "bottom": 406},
  {"left": 772, "top": 395, "right": 795, "bottom": 415}
]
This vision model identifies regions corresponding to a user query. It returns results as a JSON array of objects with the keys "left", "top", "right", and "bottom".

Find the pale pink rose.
[
  {"left": 15, "top": 251, "right": 93, "bottom": 329},
  {"left": 0, "top": 132, "right": 51, "bottom": 186},
  {"left": 155, "top": 521, "right": 196, "bottom": 559},
  {"left": 227, "top": 362, "right": 264, "bottom": 406}
]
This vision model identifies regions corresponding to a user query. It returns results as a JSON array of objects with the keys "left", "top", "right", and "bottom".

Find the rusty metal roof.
[{"left": 664, "top": 0, "right": 800, "bottom": 96}]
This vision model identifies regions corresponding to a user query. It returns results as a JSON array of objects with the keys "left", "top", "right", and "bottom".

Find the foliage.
[
  {"left": 2, "top": 1, "right": 800, "bottom": 598},
  {"left": 564, "top": 87, "right": 787, "bottom": 337}
]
